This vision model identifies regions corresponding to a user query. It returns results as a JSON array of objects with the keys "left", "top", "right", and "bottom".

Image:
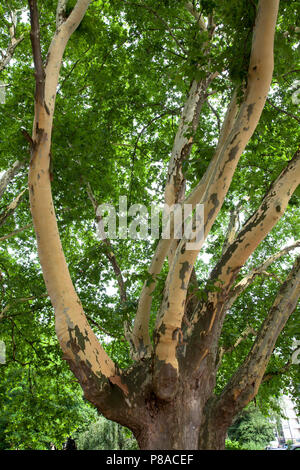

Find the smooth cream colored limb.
[
  {"left": 185, "top": 90, "right": 239, "bottom": 209},
  {"left": 132, "top": 76, "right": 218, "bottom": 354},
  {"left": 29, "top": 0, "right": 116, "bottom": 380},
  {"left": 215, "top": 149, "right": 300, "bottom": 287},
  {"left": 153, "top": 0, "right": 280, "bottom": 376},
  {"left": 131, "top": 237, "right": 172, "bottom": 355},
  {"left": 190, "top": 148, "right": 300, "bottom": 332}
]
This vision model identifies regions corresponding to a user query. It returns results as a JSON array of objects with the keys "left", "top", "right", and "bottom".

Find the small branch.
[
  {"left": 123, "top": 1, "right": 188, "bottom": 55},
  {"left": 0, "top": 223, "right": 33, "bottom": 243},
  {"left": 217, "top": 325, "right": 257, "bottom": 368},
  {"left": 0, "top": 293, "right": 48, "bottom": 321},
  {"left": 267, "top": 98, "right": 300, "bottom": 124},
  {"left": 227, "top": 239, "right": 300, "bottom": 309},
  {"left": 207, "top": 100, "right": 221, "bottom": 135},
  {"left": 129, "top": 108, "right": 180, "bottom": 203},
  {"left": 185, "top": 2, "right": 207, "bottom": 31},
  {"left": 0, "top": 8, "right": 25, "bottom": 73},
  {"left": 86, "top": 315, "right": 125, "bottom": 342},
  {"left": 262, "top": 358, "right": 293, "bottom": 383},
  {"left": 213, "top": 255, "right": 300, "bottom": 425},
  {"left": 0, "top": 159, "right": 25, "bottom": 200},
  {"left": 86, "top": 183, "right": 127, "bottom": 304},
  {"left": 0, "top": 188, "right": 28, "bottom": 228}
]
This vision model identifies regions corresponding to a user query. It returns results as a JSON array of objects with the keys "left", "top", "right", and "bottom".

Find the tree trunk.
[
  {"left": 109, "top": 369, "right": 218, "bottom": 450},
  {"left": 135, "top": 393, "right": 203, "bottom": 450},
  {"left": 131, "top": 392, "right": 229, "bottom": 450},
  {"left": 25, "top": 0, "right": 300, "bottom": 453}
]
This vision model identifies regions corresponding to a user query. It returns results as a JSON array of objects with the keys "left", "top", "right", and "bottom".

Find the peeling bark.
[
  {"left": 210, "top": 256, "right": 300, "bottom": 431},
  {"left": 28, "top": 0, "right": 119, "bottom": 395}
]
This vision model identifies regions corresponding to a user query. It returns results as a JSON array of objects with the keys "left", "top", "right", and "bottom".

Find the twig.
[
  {"left": 123, "top": 1, "right": 188, "bottom": 55},
  {"left": 267, "top": 98, "right": 300, "bottom": 124},
  {"left": 86, "top": 183, "right": 127, "bottom": 304}
]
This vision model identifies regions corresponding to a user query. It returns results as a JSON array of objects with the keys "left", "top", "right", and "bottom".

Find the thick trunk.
[
  {"left": 198, "top": 422, "right": 228, "bottom": 450},
  {"left": 131, "top": 393, "right": 228, "bottom": 450},
  {"left": 197, "top": 399, "right": 230, "bottom": 450},
  {"left": 136, "top": 414, "right": 200, "bottom": 450},
  {"left": 111, "top": 369, "right": 218, "bottom": 450}
]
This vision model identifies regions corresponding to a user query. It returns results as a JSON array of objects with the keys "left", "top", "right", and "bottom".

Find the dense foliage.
[
  {"left": 75, "top": 416, "right": 138, "bottom": 450},
  {"left": 0, "top": 0, "right": 299, "bottom": 448},
  {"left": 227, "top": 404, "right": 276, "bottom": 450}
]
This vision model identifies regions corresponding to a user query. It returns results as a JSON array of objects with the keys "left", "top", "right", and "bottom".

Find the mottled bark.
[
  {"left": 0, "top": 159, "right": 24, "bottom": 200},
  {"left": 26, "top": 0, "right": 300, "bottom": 451}
]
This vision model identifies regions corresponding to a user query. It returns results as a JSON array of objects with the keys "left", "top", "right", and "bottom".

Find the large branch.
[
  {"left": 87, "top": 184, "right": 127, "bottom": 304},
  {"left": 186, "top": 147, "right": 300, "bottom": 372},
  {"left": 131, "top": 72, "right": 218, "bottom": 359},
  {"left": 130, "top": 0, "right": 221, "bottom": 357},
  {"left": 212, "top": 255, "right": 300, "bottom": 427},
  {"left": 152, "top": 0, "right": 280, "bottom": 401},
  {"left": 28, "top": 1, "right": 122, "bottom": 401},
  {"left": 208, "top": 148, "right": 300, "bottom": 293}
]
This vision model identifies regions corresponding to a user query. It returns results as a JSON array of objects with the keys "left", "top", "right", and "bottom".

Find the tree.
[
  {"left": 1, "top": 0, "right": 299, "bottom": 450},
  {"left": 227, "top": 404, "right": 276, "bottom": 450},
  {"left": 75, "top": 416, "right": 138, "bottom": 450}
]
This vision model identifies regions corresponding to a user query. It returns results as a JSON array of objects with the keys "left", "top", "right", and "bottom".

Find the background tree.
[
  {"left": 227, "top": 403, "right": 276, "bottom": 450},
  {"left": 75, "top": 416, "right": 138, "bottom": 450},
  {"left": 0, "top": 0, "right": 299, "bottom": 450}
]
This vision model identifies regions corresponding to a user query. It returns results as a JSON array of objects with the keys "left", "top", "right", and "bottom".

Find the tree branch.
[
  {"left": 0, "top": 188, "right": 27, "bottom": 228},
  {"left": 28, "top": 0, "right": 121, "bottom": 401},
  {"left": 213, "top": 255, "right": 300, "bottom": 426},
  {"left": 0, "top": 293, "right": 48, "bottom": 322},
  {"left": 86, "top": 183, "right": 127, "bottom": 304},
  {"left": 185, "top": 2, "right": 206, "bottom": 31},
  {"left": 123, "top": 1, "right": 188, "bottom": 55},
  {"left": 0, "top": 223, "right": 33, "bottom": 243},
  {"left": 267, "top": 98, "right": 300, "bottom": 124},
  {"left": 131, "top": 64, "right": 219, "bottom": 360},
  {"left": 152, "top": 0, "right": 280, "bottom": 400},
  {"left": 0, "top": 9, "right": 25, "bottom": 73},
  {"left": 221, "top": 202, "right": 242, "bottom": 255},
  {"left": 262, "top": 358, "right": 293, "bottom": 384},
  {"left": 217, "top": 325, "right": 257, "bottom": 369}
]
